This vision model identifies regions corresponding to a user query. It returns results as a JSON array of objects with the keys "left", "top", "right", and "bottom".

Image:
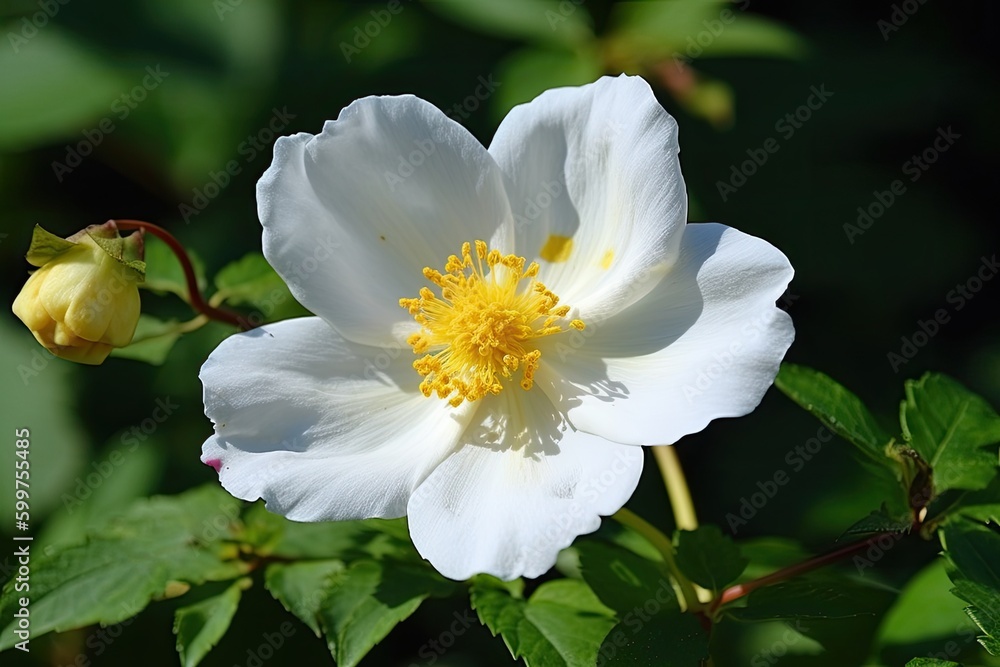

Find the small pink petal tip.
[{"left": 204, "top": 458, "right": 222, "bottom": 472}]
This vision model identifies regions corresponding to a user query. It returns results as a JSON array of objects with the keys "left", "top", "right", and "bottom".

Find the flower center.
[{"left": 399, "top": 240, "right": 585, "bottom": 407}]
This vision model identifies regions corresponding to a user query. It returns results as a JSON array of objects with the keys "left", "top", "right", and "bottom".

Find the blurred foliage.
[{"left": 1, "top": 0, "right": 999, "bottom": 665}]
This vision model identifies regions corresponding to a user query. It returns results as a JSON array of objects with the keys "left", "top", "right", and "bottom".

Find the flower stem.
[
  {"left": 710, "top": 531, "right": 899, "bottom": 614},
  {"left": 653, "top": 445, "right": 698, "bottom": 531},
  {"left": 127, "top": 314, "right": 210, "bottom": 345},
  {"left": 113, "top": 219, "right": 250, "bottom": 330},
  {"left": 612, "top": 507, "right": 701, "bottom": 612}
]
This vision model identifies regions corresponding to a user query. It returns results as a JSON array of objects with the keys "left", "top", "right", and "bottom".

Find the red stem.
[
  {"left": 113, "top": 219, "right": 250, "bottom": 330},
  {"left": 711, "top": 532, "right": 898, "bottom": 614}
]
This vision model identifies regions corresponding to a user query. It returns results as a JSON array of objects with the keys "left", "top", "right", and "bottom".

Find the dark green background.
[{"left": 1, "top": 1, "right": 997, "bottom": 665}]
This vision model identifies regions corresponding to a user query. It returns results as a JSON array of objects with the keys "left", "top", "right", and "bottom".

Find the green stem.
[
  {"left": 113, "top": 219, "right": 251, "bottom": 330},
  {"left": 613, "top": 507, "right": 701, "bottom": 612},
  {"left": 127, "top": 314, "right": 210, "bottom": 345},
  {"left": 653, "top": 445, "right": 699, "bottom": 531}
]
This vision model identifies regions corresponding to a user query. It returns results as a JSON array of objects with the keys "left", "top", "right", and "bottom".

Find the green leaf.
[
  {"left": 214, "top": 253, "right": 283, "bottom": 302},
  {"left": 143, "top": 0, "right": 283, "bottom": 74},
  {"left": 942, "top": 521, "right": 1000, "bottom": 590},
  {"left": 952, "top": 579, "right": 1000, "bottom": 655},
  {"left": 685, "top": 16, "right": 808, "bottom": 60},
  {"left": 174, "top": 579, "right": 248, "bottom": 667},
  {"left": 493, "top": 47, "right": 603, "bottom": 123},
  {"left": 39, "top": 441, "right": 164, "bottom": 548},
  {"left": 598, "top": 613, "right": 709, "bottom": 667},
  {"left": 24, "top": 225, "right": 77, "bottom": 266},
  {"left": 775, "top": 364, "right": 892, "bottom": 464},
  {"left": 266, "top": 560, "right": 346, "bottom": 636},
  {"left": 590, "top": 520, "right": 664, "bottom": 564},
  {"left": 471, "top": 575, "right": 617, "bottom": 667},
  {"left": 142, "top": 235, "right": 207, "bottom": 301},
  {"left": 877, "top": 559, "right": 976, "bottom": 647},
  {"left": 608, "top": 2, "right": 806, "bottom": 63},
  {"left": 905, "top": 659, "right": 962, "bottom": 667},
  {"left": 110, "top": 315, "right": 188, "bottom": 365},
  {"left": 952, "top": 476, "right": 1000, "bottom": 525},
  {"left": 961, "top": 504, "right": 1000, "bottom": 524},
  {"left": 322, "top": 560, "right": 454, "bottom": 667},
  {"left": 212, "top": 252, "right": 303, "bottom": 321},
  {"left": 843, "top": 506, "right": 913, "bottom": 537},
  {"left": 577, "top": 540, "right": 674, "bottom": 614},
  {"left": 942, "top": 520, "right": 1000, "bottom": 655},
  {"left": 0, "top": 485, "right": 247, "bottom": 650},
  {"left": 0, "top": 29, "right": 128, "bottom": 151},
  {"left": 87, "top": 231, "right": 146, "bottom": 280},
  {"left": 426, "top": 0, "right": 593, "bottom": 47},
  {"left": 609, "top": 0, "right": 730, "bottom": 44},
  {"left": 674, "top": 526, "right": 749, "bottom": 592},
  {"left": 268, "top": 558, "right": 454, "bottom": 667},
  {"left": 253, "top": 511, "right": 415, "bottom": 562},
  {"left": 729, "top": 576, "right": 892, "bottom": 621},
  {"left": 575, "top": 541, "right": 709, "bottom": 667},
  {"left": 901, "top": 373, "right": 1000, "bottom": 494}
]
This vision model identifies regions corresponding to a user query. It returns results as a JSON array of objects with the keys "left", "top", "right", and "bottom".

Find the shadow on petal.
[
  {"left": 461, "top": 389, "right": 572, "bottom": 460},
  {"left": 531, "top": 225, "right": 717, "bottom": 414}
]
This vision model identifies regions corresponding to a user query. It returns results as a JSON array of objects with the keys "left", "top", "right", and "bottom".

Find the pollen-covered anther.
[{"left": 400, "top": 240, "right": 584, "bottom": 405}]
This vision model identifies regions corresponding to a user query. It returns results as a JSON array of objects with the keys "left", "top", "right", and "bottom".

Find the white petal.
[
  {"left": 258, "top": 96, "right": 514, "bottom": 347},
  {"left": 537, "top": 223, "right": 794, "bottom": 445},
  {"left": 200, "top": 317, "right": 477, "bottom": 521},
  {"left": 407, "top": 390, "right": 643, "bottom": 581},
  {"left": 489, "top": 74, "right": 686, "bottom": 322}
]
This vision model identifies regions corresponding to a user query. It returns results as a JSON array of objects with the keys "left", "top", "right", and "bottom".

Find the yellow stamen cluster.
[{"left": 400, "top": 240, "right": 585, "bottom": 407}]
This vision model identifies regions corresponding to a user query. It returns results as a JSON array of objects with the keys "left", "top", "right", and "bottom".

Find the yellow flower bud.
[{"left": 12, "top": 223, "right": 143, "bottom": 365}]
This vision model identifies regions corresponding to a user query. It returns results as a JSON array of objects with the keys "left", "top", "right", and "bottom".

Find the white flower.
[{"left": 200, "top": 75, "right": 794, "bottom": 581}]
